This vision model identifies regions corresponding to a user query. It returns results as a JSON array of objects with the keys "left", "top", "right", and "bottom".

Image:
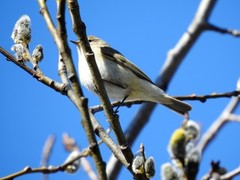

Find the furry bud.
[
  {"left": 32, "top": 44, "right": 44, "bottom": 63},
  {"left": 144, "top": 157, "right": 155, "bottom": 178},
  {"left": 11, "top": 15, "right": 31, "bottom": 47},
  {"left": 161, "top": 163, "right": 178, "bottom": 180},
  {"left": 64, "top": 150, "right": 81, "bottom": 173}
]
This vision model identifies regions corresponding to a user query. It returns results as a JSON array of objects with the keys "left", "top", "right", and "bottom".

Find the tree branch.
[
  {"left": 0, "top": 46, "right": 66, "bottom": 94},
  {"left": 206, "top": 23, "right": 240, "bottom": 37},
  {"left": 0, "top": 150, "right": 89, "bottom": 180},
  {"left": 220, "top": 165, "right": 240, "bottom": 180},
  {"left": 197, "top": 95, "right": 240, "bottom": 153},
  {"left": 41, "top": 135, "right": 56, "bottom": 180},
  {"left": 90, "top": 90, "right": 240, "bottom": 114},
  {"left": 38, "top": 0, "right": 83, "bottom": 101},
  {"left": 41, "top": 135, "right": 56, "bottom": 167},
  {"left": 174, "top": 90, "right": 240, "bottom": 102},
  {"left": 62, "top": 133, "right": 98, "bottom": 180},
  {"left": 228, "top": 114, "right": 240, "bottom": 122},
  {"left": 88, "top": 111, "right": 130, "bottom": 168}
]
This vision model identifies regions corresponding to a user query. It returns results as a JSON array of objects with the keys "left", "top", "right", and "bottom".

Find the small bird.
[
  {"left": 11, "top": 15, "right": 31, "bottom": 47},
  {"left": 32, "top": 44, "right": 44, "bottom": 64},
  {"left": 74, "top": 35, "right": 191, "bottom": 115}
]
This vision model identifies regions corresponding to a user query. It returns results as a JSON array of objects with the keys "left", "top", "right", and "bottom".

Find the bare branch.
[
  {"left": 0, "top": 150, "right": 89, "bottom": 180},
  {"left": 38, "top": 0, "right": 61, "bottom": 48},
  {"left": 62, "top": 133, "right": 98, "bottom": 180},
  {"left": 175, "top": 90, "right": 240, "bottom": 102},
  {"left": 221, "top": 165, "right": 240, "bottom": 180},
  {"left": 58, "top": 55, "right": 69, "bottom": 85},
  {"left": 41, "top": 135, "right": 56, "bottom": 166},
  {"left": 56, "top": 0, "right": 67, "bottom": 37},
  {"left": 38, "top": 0, "right": 83, "bottom": 100},
  {"left": 202, "top": 161, "right": 228, "bottom": 180},
  {"left": 197, "top": 96, "right": 240, "bottom": 153},
  {"left": 207, "top": 23, "right": 240, "bottom": 37},
  {"left": 90, "top": 90, "right": 240, "bottom": 114},
  {"left": 159, "top": 0, "right": 217, "bottom": 89},
  {"left": 97, "top": 127, "right": 111, "bottom": 145},
  {"left": 41, "top": 135, "right": 56, "bottom": 180},
  {"left": 89, "top": 111, "right": 129, "bottom": 168},
  {"left": 0, "top": 46, "right": 67, "bottom": 94},
  {"left": 228, "top": 114, "right": 240, "bottom": 122},
  {"left": 81, "top": 157, "right": 98, "bottom": 180}
]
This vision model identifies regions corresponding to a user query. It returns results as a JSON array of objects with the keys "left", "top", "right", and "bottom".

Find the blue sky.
[{"left": 1, "top": 1, "right": 240, "bottom": 180}]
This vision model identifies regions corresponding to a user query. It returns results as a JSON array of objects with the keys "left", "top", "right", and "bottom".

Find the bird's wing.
[{"left": 101, "top": 46, "right": 154, "bottom": 84}]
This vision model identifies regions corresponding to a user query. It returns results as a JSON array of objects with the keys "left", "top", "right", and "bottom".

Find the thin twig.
[
  {"left": 38, "top": 0, "right": 83, "bottom": 100},
  {"left": 90, "top": 90, "right": 240, "bottom": 113},
  {"left": 89, "top": 111, "right": 129, "bottom": 167},
  {"left": 228, "top": 114, "right": 240, "bottom": 122},
  {"left": 81, "top": 157, "right": 98, "bottom": 180},
  {"left": 175, "top": 91, "right": 240, "bottom": 102},
  {"left": 38, "top": 0, "right": 61, "bottom": 49},
  {"left": 62, "top": 133, "right": 98, "bottom": 180},
  {"left": 25, "top": 48, "right": 43, "bottom": 74},
  {"left": 197, "top": 96, "right": 240, "bottom": 153},
  {"left": 0, "top": 46, "right": 67, "bottom": 94},
  {"left": 55, "top": 0, "right": 83, "bottom": 98},
  {"left": 0, "top": 150, "right": 90, "bottom": 180},
  {"left": 41, "top": 135, "right": 56, "bottom": 180},
  {"left": 220, "top": 165, "right": 240, "bottom": 180},
  {"left": 41, "top": 135, "right": 56, "bottom": 166},
  {"left": 207, "top": 23, "right": 240, "bottom": 37}
]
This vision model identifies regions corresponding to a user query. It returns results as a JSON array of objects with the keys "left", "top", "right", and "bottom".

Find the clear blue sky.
[{"left": 1, "top": 1, "right": 240, "bottom": 180}]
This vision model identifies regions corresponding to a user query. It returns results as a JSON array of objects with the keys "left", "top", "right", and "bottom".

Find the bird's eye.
[{"left": 88, "top": 39, "right": 92, "bottom": 42}]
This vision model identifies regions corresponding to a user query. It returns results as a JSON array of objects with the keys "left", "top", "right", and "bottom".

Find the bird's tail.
[{"left": 161, "top": 95, "right": 191, "bottom": 115}]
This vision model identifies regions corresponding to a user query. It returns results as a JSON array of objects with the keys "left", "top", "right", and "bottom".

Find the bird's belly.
[{"left": 79, "top": 56, "right": 131, "bottom": 100}]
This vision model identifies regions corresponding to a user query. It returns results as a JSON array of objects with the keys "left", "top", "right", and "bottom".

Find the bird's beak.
[{"left": 70, "top": 40, "right": 78, "bottom": 45}]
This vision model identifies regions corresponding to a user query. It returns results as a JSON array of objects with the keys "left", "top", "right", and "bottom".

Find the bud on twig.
[
  {"left": 144, "top": 157, "right": 155, "bottom": 178},
  {"left": 32, "top": 44, "right": 44, "bottom": 64},
  {"left": 161, "top": 163, "right": 178, "bottom": 180},
  {"left": 11, "top": 15, "right": 31, "bottom": 47},
  {"left": 64, "top": 150, "right": 81, "bottom": 174},
  {"left": 11, "top": 44, "right": 28, "bottom": 62}
]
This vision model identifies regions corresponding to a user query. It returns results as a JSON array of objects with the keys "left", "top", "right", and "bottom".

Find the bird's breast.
[{"left": 78, "top": 52, "right": 132, "bottom": 100}]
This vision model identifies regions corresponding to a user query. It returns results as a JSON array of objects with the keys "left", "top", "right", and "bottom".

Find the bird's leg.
[{"left": 114, "top": 95, "right": 128, "bottom": 114}]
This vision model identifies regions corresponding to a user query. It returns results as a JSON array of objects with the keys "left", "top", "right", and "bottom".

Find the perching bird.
[
  {"left": 11, "top": 15, "right": 31, "bottom": 47},
  {"left": 74, "top": 35, "right": 191, "bottom": 115},
  {"left": 32, "top": 44, "right": 44, "bottom": 63}
]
